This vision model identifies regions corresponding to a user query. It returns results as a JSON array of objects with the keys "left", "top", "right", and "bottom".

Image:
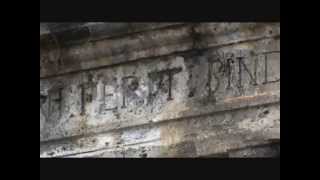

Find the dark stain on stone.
[
  {"left": 40, "top": 94, "right": 47, "bottom": 107},
  {"left": 228, "top": 142, "right": 280, "bottom": 158},
  {"left": 188, "top": 89, "right": 195, "bottom": 98},
  {"left": 147, "top": 67, "right": 182, "bottom": 104},
  {"left": 47, "top": 151, "right": 55, "bottom": 156},
  {"left": 269, "top": 30, "right": 273, "bottom": 35},
  {"left": 139, "top": 147, "right": 148, "bottom": 158},
  {"left": 139, "top": 152, "right": 148, "bottom": 158},
  {"left": 201, "top": 152, "right": 229, "bottom": 158},
  {"left": 51, "top": 26, "right": 91, "bottom": 48},
  {"left": 189, "top": 23, "right": 204, "bottom": 50},
  {"left": 259, "top": 108, "right": 270, "bottom": 118},
  {"left": 114, "top": 112, "right": 121, "bottom": 119},
  {"left": 173, "top": 141, "right": 197, "bottom": 157}
]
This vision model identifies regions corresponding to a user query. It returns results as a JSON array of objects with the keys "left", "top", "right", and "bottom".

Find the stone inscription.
[{"left": 40, "top": 41, "right": 280, "bottom": 141}]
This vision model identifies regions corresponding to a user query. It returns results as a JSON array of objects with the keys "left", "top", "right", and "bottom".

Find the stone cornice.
[{"left": 40, "top": 23, "right": 280, "bottom": 79}]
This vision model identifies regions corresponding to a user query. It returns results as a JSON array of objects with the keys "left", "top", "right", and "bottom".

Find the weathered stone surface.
[
  {"left": 40, "top": 102, "right": 279, "bottom": 157},
  {"left": 40, "top": 23, "right": 279, "bottom": 78},
  {"left": 40, "top": 23, "right": 280, "bottom": 158},
  {"left": 40, "top": 23, "right": 183, "bottom": 48},
  {"left": 228, "top": 143, "right": 280, "bottom": 158}
]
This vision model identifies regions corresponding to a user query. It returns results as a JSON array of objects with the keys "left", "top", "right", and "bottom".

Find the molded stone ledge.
[
  {"left": 40, "top": 23, "right": 280, "bottom": 79},
  {"left": 194, "top": 23, "right": 280, "bottom": 48},
  {"left": 40, "top": 25, "right": 193, "bottom": 78},
  {"left": 58, "top": 137, "right": 280, "bottom": 158},
  {"left": 40, "top": 23, "right": 184, "bottom": 47},
  {"left": 40, "top": 103, "right": 279, "bottom": 158},
  {"left": 39, "top": 91, "right": 279, "bottom": 143},
  {"left": 227, "top": 142, "right": 280, "bottom": 158}
]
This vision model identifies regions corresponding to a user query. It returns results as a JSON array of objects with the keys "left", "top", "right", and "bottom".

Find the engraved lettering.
[
  {"left": 262, "top": 51, "right": 280, "bottom": 84},
  {"left": 148, "top": 67, "right": 182, "bottom": 103},
  {"left": 80, "top": 75, "right": 97, "bottom": 115},
  {"left": 121, "top": 76, "right": 139, "bottom": 109},
  {"left": 100, "top": 84, "right": 117, "bottom": 113},
  {"left": 48, "top": 86, "right": 63, "bottom": 120},
  {"left": 225, "top": 52, "right": 234, "bottom": 90},
  {"left": 237, "top": 53, "right": 258, "bottom": 88},
  {"left": 207, "top": 56, "right": 223, "bottom": 101}
]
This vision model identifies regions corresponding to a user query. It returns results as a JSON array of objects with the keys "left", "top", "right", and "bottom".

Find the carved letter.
[
  {"left": 121, "top": 76, "right": 140, "bottom": 109},
  {"left": 48, "top": 86, "right": 63, "bottom": 120},
  {"left": 262, "top": 51, "right": 280, "bottom": 84},
  {"left": 207, "top": 56, "right": 223, "bottom": 100},
  {"left": 237, "top": 53, "right": 258, "bottom": 88},
  {"left": 100, "top": 83, "right": 118, "bottom": 113},
  {"left": 80, "top": 77, "right": 97, "bottom": 115},
  {"left": 224, "top": 52, "right": 234, "bottom": 90},
  {"left": 148, "top": 67, "right": 182, "bottom": 103}
]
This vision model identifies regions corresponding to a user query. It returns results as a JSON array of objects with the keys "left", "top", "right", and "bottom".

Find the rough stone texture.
[{"left": 40, "top": 23, "right": 280, "bottom": 158}]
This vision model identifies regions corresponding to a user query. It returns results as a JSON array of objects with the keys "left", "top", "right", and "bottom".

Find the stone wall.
[{"left": 40, "top": 23, "right": 280, "bottom": 158}]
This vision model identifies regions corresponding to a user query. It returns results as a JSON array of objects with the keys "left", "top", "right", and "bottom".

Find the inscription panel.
[{"left": 40, "top": 37, "right": 280, "bottom": 142}]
